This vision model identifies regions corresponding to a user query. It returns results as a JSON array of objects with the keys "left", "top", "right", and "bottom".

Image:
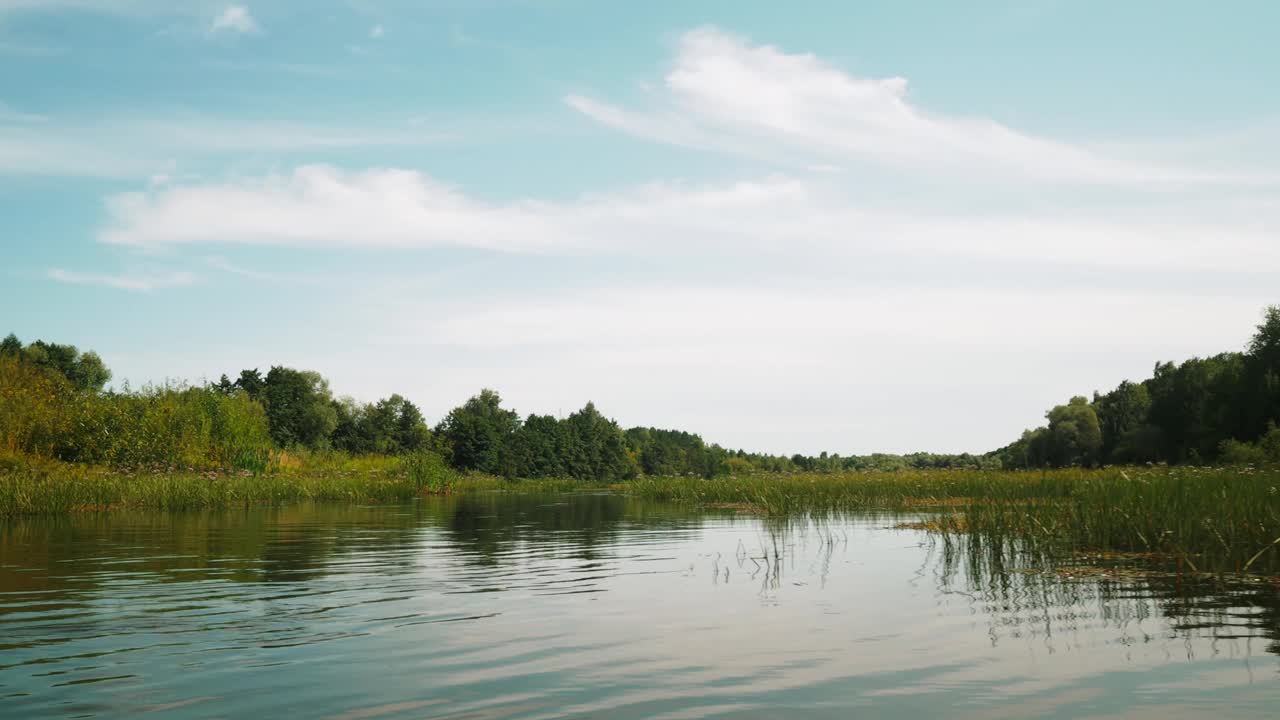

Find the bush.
[
  {"left": 404, "top": 450, "right": 453, "bottom": 493},
  {"left": 1218, "top": 438, "right": 1267, "bottom": 466},
  {"left": 1217, "top": 424, "right": 1280, "bottom": 466},
  {"left": 0, "top": 355, "right": 76, "bottom": 456},
  {"left": 0, "top": 356, "right": 273, "bottom": 471}
]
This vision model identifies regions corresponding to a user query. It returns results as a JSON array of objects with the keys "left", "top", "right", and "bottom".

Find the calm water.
[{"left": 2, "top": 494, "right": 1278, "bottom": 719}]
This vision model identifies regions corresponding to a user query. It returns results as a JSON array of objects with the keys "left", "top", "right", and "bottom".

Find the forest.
[
  {"left": 2, "top": 304, "right": 1279, "bottom": 480},
  {"left": 992, "top": 305, "right": 1280, "bottom": 468}
]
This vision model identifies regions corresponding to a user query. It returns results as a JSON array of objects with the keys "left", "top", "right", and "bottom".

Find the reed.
[
  {"left": 618, "top": 467, "right": 1280, "bottom": 575},
  {"left": 5, "top": 449, "right": 1278, "bottom": 576}
]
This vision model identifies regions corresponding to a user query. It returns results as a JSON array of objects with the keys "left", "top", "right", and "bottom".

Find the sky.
[{"left": 2, "top": 0, "right": 1278, "bottom": 456}]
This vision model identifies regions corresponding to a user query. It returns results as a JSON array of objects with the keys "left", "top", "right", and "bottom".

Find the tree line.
[
  {"left": 5, "top": 303, "right": 1279, "bottom": 476},
  {"left": 1, "top": 333, "right": 992, "bottom": 477},
  {"left": 992, "top": 306, "right": 1280, "bottom": 468}
]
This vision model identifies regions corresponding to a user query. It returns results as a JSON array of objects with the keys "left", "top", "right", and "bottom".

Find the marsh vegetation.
[{"left": 3, "top": 305, "right": 1280, "bottom": 581}]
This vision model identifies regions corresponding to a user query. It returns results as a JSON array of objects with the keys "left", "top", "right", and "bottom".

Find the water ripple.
[{"left": 1, "top": 495, "right": 1278, "bottom": 718}]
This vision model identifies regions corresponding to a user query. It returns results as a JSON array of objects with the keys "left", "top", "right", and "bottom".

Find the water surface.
[{"left": 2, "top": 493, "right": 1278, "bottom": 718}]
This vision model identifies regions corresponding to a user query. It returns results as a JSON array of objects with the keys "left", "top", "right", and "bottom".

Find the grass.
[
  {"left": 0, "top": 451, "right": 467, "bottom": 514},
  {"left": 619, "top": 467, "right": 1280, "bottom": 576},
  {"left": 0, "top": 450, "right": 607, "bottom": 516},
  {"left": 4, "top": 456, "right": 1279, "bottom": 577}
]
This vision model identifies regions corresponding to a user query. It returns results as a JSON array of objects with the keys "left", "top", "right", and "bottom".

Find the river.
[{"left": 2, "top": 493, "right": 1277, "bottom": 718}]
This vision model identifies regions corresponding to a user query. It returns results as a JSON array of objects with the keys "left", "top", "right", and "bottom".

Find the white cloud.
[
  {"left": 210, "top": 5, "right": 257, "bottom": 35},
  {"left": 369, "top": 24, "right": 383, "bottom": 39},
  {"left": 97, "top": 164, "right": 1280, "bottom": 275},
  {"left": 25, "top": 24, "right": 1279, "bottom": 453},
  {"left": 47, "top": 268, "right": 195, "bottom": 291},
  {"left": 568, "top": 28, "right": 1274, "bottom": 187},
  {"left": 98, "top": 164, "right": 813, "bottom": 252}
]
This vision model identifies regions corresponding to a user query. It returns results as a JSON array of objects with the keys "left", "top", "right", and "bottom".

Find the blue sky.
[{"left": 2, "top": 0, "right": 1278, "bottom": 455}]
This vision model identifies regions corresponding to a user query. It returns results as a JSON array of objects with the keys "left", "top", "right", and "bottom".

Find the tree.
[
  {"left": 1248, "top": 305, "right": 1280, "bottom": 364},
  {"left": 438, "top": 389, "right": 519, "bottom": 474},
  {"left": 1092, "top": 381, "right": 1150, "bottom": 462},
  {"left": 0, "top": 333, "right": 20, "bottom": 356},
  {"left": 1244, "top": 305, "right": 1280, "bottom": 439},
  {"left": 236, "top": 369, "right": 265, "bottom": 399},
  {"left": 213, "top": 374, "right": 238, "bottom": 396},
  {"left": 509, "top": 414, "right": 568, "bottom": 478},
  {"left": 563, "top": 402, "right": 636, "bottom": 481},
  {"left": 388, "top": 395, "right": 431, "bottom": 454},
  {"left": 1043, "top": 396, "right": 1102, "bottom": 467},
  {"left": 18, "top": 339, "right": 111, "bottom": 392},
  {"left": 1145, "top": 355, "right": 1243, "bottom": 462},
  {"left": 260, "top": 366, "right": 337, "bottom": 449},
  {"left": 330, "top": 394, "right": 431, "bottom": 455}
]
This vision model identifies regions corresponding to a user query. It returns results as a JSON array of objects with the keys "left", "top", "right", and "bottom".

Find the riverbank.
[
  {"left": 0, "top": 451, "right": 600, "bottom": 515},
  {"left": 4, "top": 457, "right": 1278, "bottom": 576}
]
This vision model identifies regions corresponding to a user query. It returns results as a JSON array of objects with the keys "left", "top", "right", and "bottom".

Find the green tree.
[
  {"left": 18, "top": 339, "right": 111, "bottom": 392},
  {"left": 330, "top": 394, "right": 431, "bottom": 455},
  {"left": 509, "top": 414, "right": 568, "bottom": 478},
  {"left": 564, "top": 402, "right": 635, "bottom": 481},
  {"left": 1145, "top": 354, "right": 1243, "bottom": 462},
  {"left": 213, "top": 373, "right": 238, "bottom": 396},
  {"left": 438, "top": 389, "right": 519, "bottom": 474},
  {"left": 1043, "top": 396, "right": 1102, "bottom": 467},
  {"left": 0, "top": 333, "right": 21, "bottom": 356},
  {"left": 261, "top": 366, "right": 338, "bottom": 449},
  {"left": 389, "top": 395, "right": 431, "bottom": 454},
  {"left": 1244, "top": 305, "right": 1280, "bottom": 439},
  {"left": 236, "top": 369, "right": 266, "bottom": 399},
  {"left": 1092, "top": 381, "right": 1150, "bottom": 462}
]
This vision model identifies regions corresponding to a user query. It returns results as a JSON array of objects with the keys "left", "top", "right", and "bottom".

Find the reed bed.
[
  {"left": 622, "top": 467, "right": 1280, "bottom": 576},
  {"left": 0, "top": 450, "right": 464, "bottom": 514},
  {"left": 5, "top": 457, "right": 1278, "bottom": 576},
  {"left": 0, "top": 451, "right": 604, "bottom": 516}
]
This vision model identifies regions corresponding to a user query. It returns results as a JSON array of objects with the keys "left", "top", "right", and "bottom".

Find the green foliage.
[
  {"left": 60, "top": 384, "right": 274, "bottom": 471},
  {"left": 563, "top": 402, "right": 637, "bottom": 481},
  {"left": 0, "top": 355, "right": 273, "bottom": 471},
  {"left": 236, "top": 368, "right": 266, "bottom": 398},
  {"left": 621, "top": 466, "right": 1280, "bottom": 576},
  {"left": 1042, "top": 396, "right": 1103, "bottom": 467},
  {"left": 626, "top": 427, "right": 722, "bottom": 477},
  {"left": 260, "top": 366, "right": 338, "bottom": 449},
  {"left": 508, "top": 414, "right": 569, "bottom": 478},
  {"left": 1218, "top": 438, "right": 1267, "bottom": 466},
  {"left": 403, "top": 450, "right": 453, "bottom": 493},
  {"left": 0, "top": 354, "right": 77, "bottom": 456},
  {"left": 331, "top": 394, "right": 432, "bottom": 455},
  {"left": 1219, "top": 423, "right": 1280, "bottom": 467},
  {"left": 0, "top": 452, "right": 460, "bottom": 516},
  {"left": 1093, "top": 381, "right": 1150, "bottom": 459},
  {"left": 1, "top": 333, "right": 111, "bottom": 392},
  {"left": 437, "top": 389, "right": 519, "bottom": 475},
  {"left": 1000, "top": 304, "right": 1280, "bottom": 468}
]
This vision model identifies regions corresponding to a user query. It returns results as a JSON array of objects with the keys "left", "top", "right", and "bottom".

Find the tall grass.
[
  {"left": 622, "top": 467, "right": 1280, "bottom": 576},
  {"left": 622, "top": 469, "right": 1078, "bottom": 514},
  {"left": 0, "top": 451, "right": 475, "bottom": 515}
]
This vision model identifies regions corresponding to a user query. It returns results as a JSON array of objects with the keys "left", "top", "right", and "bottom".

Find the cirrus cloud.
[
  {"left": 47, "top": 267, "right": 195, "bottom": 291},
  {"left": 568, "top": 28, "right": 1275, "bottom": 187}
]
